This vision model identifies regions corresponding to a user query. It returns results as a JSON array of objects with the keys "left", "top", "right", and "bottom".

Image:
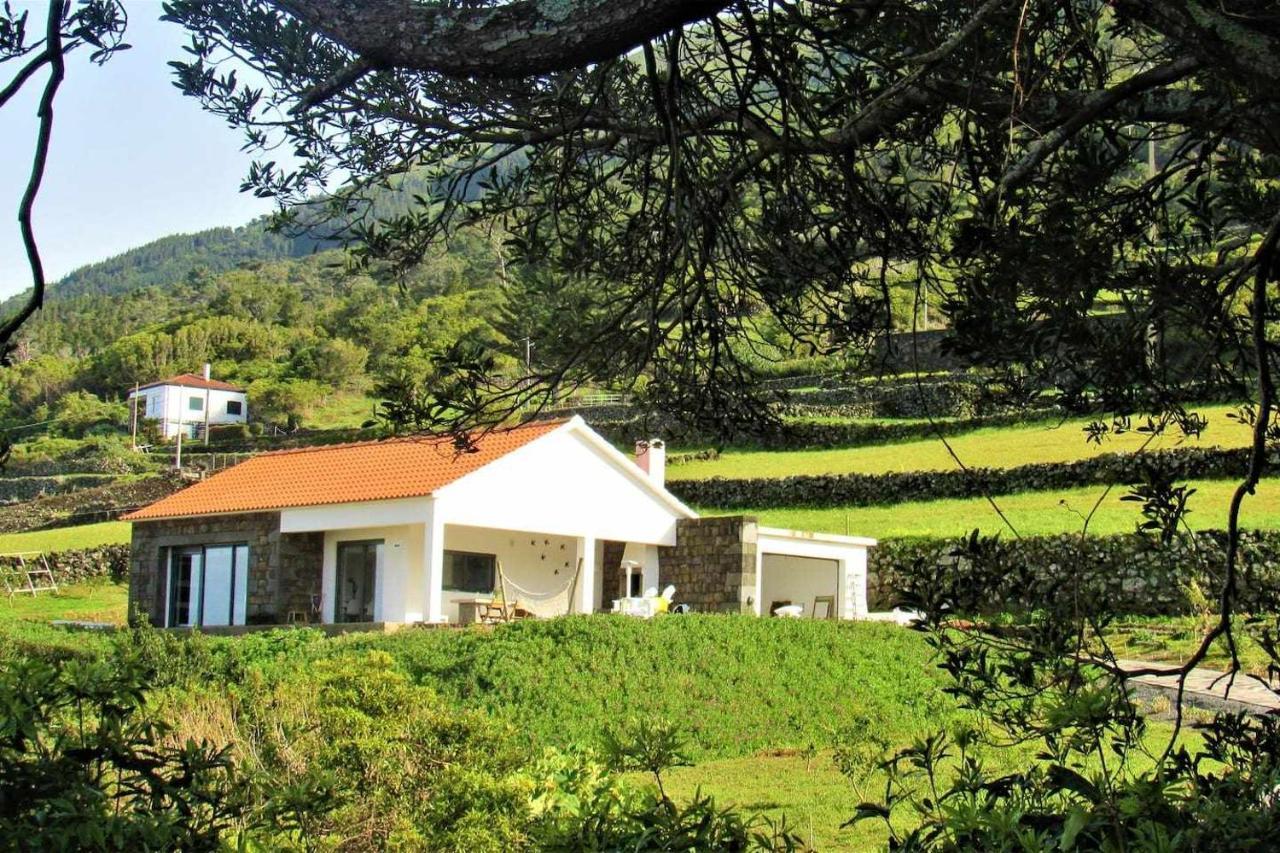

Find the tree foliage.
[{"left": 163, "top": 0, "right": 1280, "bottom": 435}]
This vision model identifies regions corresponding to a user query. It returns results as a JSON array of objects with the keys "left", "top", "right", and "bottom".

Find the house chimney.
[
  {"left": 635, "top": 439, "right": 666, "bottom": 488},
  {"left": 202, "top": 363, "right": 211, "bottom": 381}
]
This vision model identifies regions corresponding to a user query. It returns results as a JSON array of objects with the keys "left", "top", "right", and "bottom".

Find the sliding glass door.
[
  {"left": 336, "top": 540, "right": 380, "bottom": 623},
  {"left": 166, "top": 544, "right": 249, "bottom": 627}
]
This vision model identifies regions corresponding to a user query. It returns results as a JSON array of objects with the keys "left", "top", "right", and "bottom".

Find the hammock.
[{"left": 497, "top": 557, "right": 583, "bottom": 619}]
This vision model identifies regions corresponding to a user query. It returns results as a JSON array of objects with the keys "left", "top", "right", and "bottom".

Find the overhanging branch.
[{"left": 273, "top": 0, "right": 732, "bottom": 78}]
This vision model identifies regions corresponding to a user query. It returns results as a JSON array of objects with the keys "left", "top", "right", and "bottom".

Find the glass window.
[
  {"left": 226, "top": 399, "right": 243, "bottom": 416},
  {"left": 444, "top": 551, "right": 496, "bottom": 594},
  {"left": 167, "top": 547, "right": 202, "bottom": 627},
  {"left": 188, "top": 395, "right": 204, "bottom": 411},
  {"left": 336, "top": 540, "right": 380, "bottom": 623},
  {"left": 166, "top": 544, "right": 249, "bottom": 627}
]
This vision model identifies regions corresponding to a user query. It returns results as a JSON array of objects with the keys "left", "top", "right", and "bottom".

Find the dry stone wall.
[{"left": 866, "top": 530, "right": 1280, "bottom": 615}]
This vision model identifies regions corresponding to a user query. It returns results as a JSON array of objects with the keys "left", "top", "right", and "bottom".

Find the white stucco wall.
[
  {"left": 435, "top": 425, "right": 692, "bottom": 545},
  {"left": 443, "top": 525, "right": 588, "bottom": 620},
  {"left": 314, "top": 516, "right": 599, "bottom": 624}
]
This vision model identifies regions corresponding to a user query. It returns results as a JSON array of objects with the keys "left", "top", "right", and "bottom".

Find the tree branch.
[
  {"left": 0, "top": 1, "right": 64, "bottom": 360},
  {"left": 272, "top": 0, "right": 732, "bottom": 78},
  {"left": 999, "top": 55, "right": 1202, "bottom": 190}
]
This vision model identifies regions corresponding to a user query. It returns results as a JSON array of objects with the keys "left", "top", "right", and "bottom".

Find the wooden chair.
[{"left": 812, "top": 595, "right": 836, "bottom": 620}]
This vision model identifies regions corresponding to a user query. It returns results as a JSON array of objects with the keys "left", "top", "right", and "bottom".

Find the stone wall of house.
[
  {"left": 600, "top": 540, "right": 626, "bottom": 608},
  {"left": 129, "top": 513, "right": 323, "bottom": 625},
  {"left": 658, "top": 516, "right": 758, "bottom": 614}
]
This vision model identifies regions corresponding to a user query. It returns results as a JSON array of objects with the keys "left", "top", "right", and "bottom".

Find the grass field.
[
  {"left": 726, "top": 477, "right": 1280, "bottom": 538},
  {"left": 660, "top": 722, "right": 1198, "bottom": 849},
  {"left": 0, "top": 579, "right": 128, "bottom": 625},
  {"left": 669, "top": 404, "right": 1251, "bottom": 480},
  {"left": 0, "top": 521, "right": 131, "bottom": 553}
]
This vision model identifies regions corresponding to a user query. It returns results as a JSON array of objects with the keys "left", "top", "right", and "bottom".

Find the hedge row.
[
  {"left": 866, "top": 529, "right": 1280, "bottom": 616},
  {"left": 782, "top": 380, "right": 1048, "bottom": 420},
  {"left": 669, "top": 446, "right": 1258, "bottom": 509},
  {"left": 0, "top": 544, "right": 129, "bottom": 585},
  {"left": 591, "top": 410, "right": 1048, "bottom": 452},
  {"left": 774, "top": 412, "right": 1046, "bottom": 450}
]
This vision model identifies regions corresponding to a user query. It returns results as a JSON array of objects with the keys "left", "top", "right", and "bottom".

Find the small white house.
[
  {"left": 124, "top": 416, "right": 875, "bottom": 629},
  {"left": 128, "top": 364, "right": 247, "bottom": 440}
]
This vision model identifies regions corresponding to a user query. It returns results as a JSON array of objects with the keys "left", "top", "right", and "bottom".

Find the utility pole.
[
  {"left": 130, "top": 383, "right": 139, "bottom": 450},
  {"left": 175, "top": 421, "right": 183, "bottom": 471}
]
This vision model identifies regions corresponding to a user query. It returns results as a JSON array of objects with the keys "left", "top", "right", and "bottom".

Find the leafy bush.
[
  {"left": 206, "top": 423, "right": 250, "bottom": 444},
  {"left": 669, "top": 445, "right": 1254, "bottom": 509},
  {"left": 2, "top": 625, "right": 816, "bottom": 850},
  {"left": 0, "top": 650, "right": 249, "bottom": 850}
]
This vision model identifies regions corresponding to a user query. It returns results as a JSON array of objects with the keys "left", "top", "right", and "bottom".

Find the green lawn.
[
  {"left": 669, "top": 404, "right": 1251, "bottom": 480},
  {"left": 661, "top": 723, "right": 1198, "bottom": 850},
  {"left": 0, "top": 579, "right": 128, "bottom": 625},
  {"left": 722, "top": 477, "right": 1280, "bottom": 539},
  {"left": 0, "top": 521, "right": 131, "bottom": 553}
]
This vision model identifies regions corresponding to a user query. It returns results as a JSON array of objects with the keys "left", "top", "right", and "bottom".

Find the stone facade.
[
  {"left": 129, "top": 512, "right": 323, "bottom": 626},
  {"left": 600, "top": 540, "right": 627, "bottom": 607},
  {"left": 658, "top": 516, "right": 758, "bottom": 614}
]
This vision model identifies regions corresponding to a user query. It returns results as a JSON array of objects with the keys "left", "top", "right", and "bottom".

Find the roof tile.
[
  {"left": 135, "top": 373, "right": 246, "bottom": 393},
  {"left": 123, "top": 419, "right": 566, "bottom": 521}
]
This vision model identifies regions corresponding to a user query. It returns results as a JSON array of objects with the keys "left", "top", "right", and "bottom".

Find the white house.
[
  {"left": 123, "top": 416, "right": 875, "bottom": 629},
  {"left": 128, "top": 364, "right": 247, "bottom": 440}
]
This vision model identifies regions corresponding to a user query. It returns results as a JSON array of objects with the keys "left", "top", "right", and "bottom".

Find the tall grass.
[{"left": 333, "top": 615, "right": 960, "bottom": 760}]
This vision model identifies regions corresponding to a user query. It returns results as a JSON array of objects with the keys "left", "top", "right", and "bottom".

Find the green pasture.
[
  {"left": 669, "top": 404, "right": 1252, "bottom": 480},
  {"left": 0, "top": 521, "right": 131, "bottom": 553},
  {"left": 724, "top": 477, "right": 1280, "bottom": 539}
]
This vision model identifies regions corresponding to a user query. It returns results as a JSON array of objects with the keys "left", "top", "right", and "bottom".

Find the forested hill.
[
  {"left": 47, "top": 222, "right": 324, "bottom": 299},
  {"left": 0, "top": 217, "right": 540, "bottom": 438},
  {"left": 0, "top": 221, "right": 324, "bottom": 320}
]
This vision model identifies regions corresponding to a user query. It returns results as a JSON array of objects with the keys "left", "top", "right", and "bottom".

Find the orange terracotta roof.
[
  {"left": 134, "top": 373, "right": 246, "bottom": 393},
  {"left": 123, "top": 419, "right": 567, "bottom": 521}
]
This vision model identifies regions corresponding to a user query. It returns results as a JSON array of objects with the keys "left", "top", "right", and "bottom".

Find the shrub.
[
  {"left": 0, "top": 650, "right": 249, "bottom": 850},
  {"left": 336, "top": 615, "right": 959, "bottom": 760},
  {"left": 206, "top": 423, "right": 250, "bottom": 444}
]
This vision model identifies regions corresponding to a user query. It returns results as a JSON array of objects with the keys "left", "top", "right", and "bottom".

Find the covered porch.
[{"left": 280, "top": 493, "right": 672, "bottom": 625}]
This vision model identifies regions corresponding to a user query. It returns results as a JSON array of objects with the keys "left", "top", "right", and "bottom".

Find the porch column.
[
  {"left": 423, "top": 500, "right": 447, "bottom": 623},
  {"left": 576, "top": 536, "right": 596, "bottom": 614},
  {"left": 846, "top": 548, "right": 869, "bottom": 619}
]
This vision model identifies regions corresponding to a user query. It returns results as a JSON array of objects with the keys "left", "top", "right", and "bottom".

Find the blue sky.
[{"left": 0, "top": 2, "right": 283, "bottom": 298}]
